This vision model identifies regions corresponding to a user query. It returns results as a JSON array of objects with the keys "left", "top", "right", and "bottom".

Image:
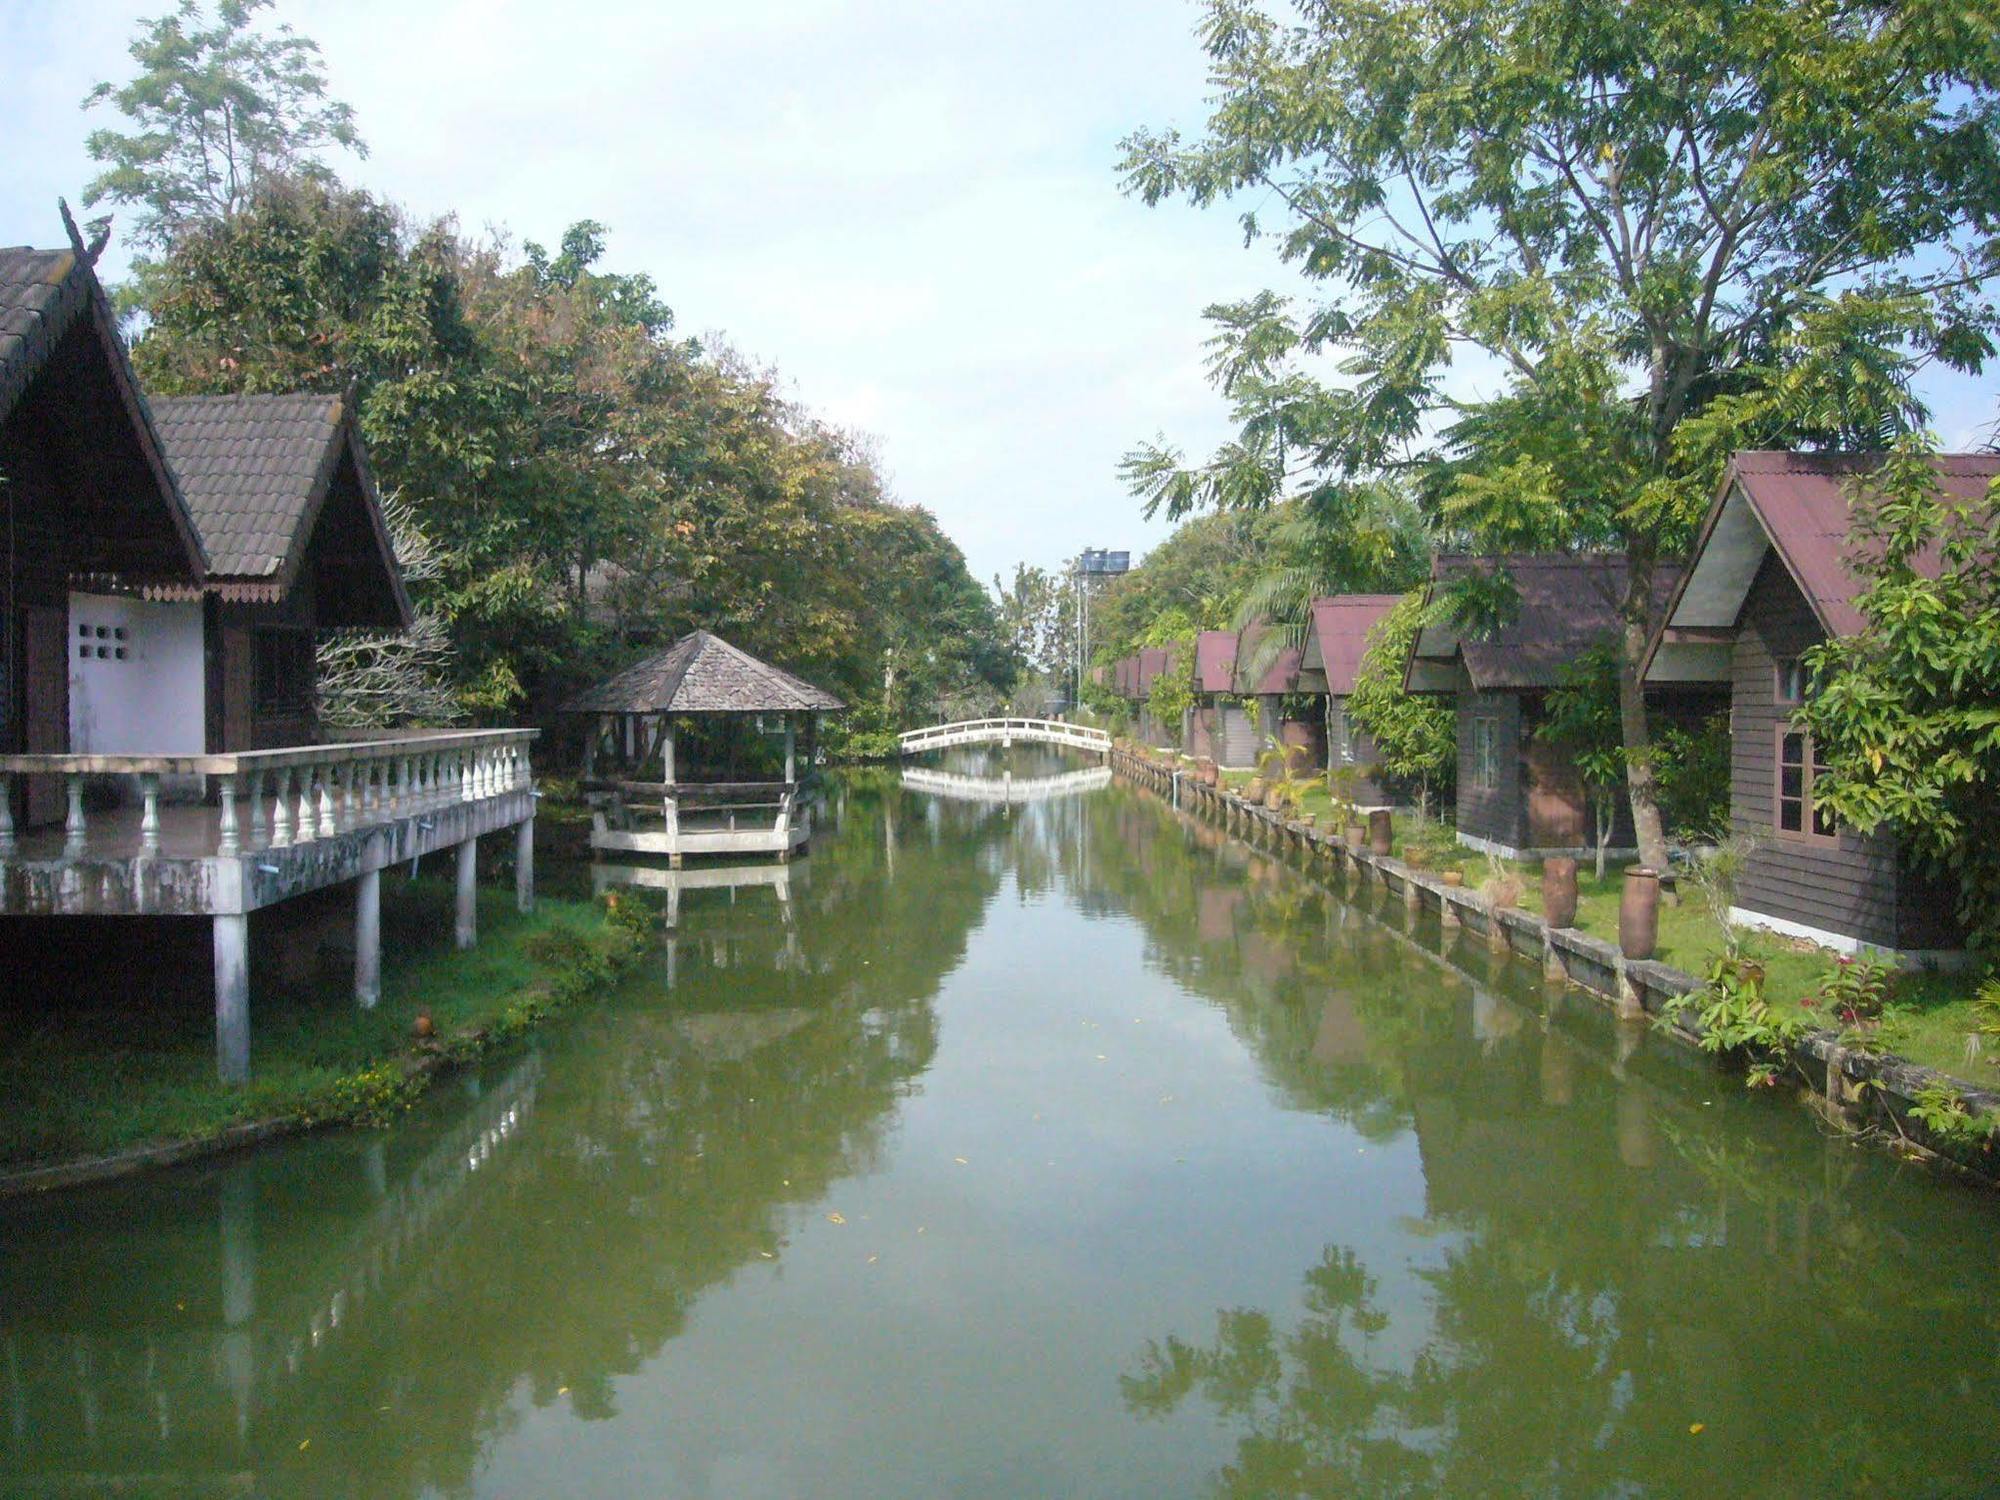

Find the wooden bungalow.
[
  {"left": 148, "top": 392, "right": 413, "bottom": 752},
  {"left": 1187, "top": 629, "right": 1257, "bottom": 768},
  {"left": 2, "top": 241, "right": 207, "bottom": 824},
  {"left": 567, "top": 629, "right": 843, "bottom": 865},
  {"left": 1234, "top": 623, "right": 1322, "bottom": 774},
  {"left": 1296, "top": 594, "right": 1400, "bottom": 804},
  {"left": 1643, "top": 450, "right": 1998, "bottom": 961},
  {"left": 1, "top": 230, "right": 537, "bottom": 1082},
  {"left": 1132, "top": 645, "right": 1176, "bottom": 747},
  {"left": 1405, "top": 554, "right": 1703, "bottom": 860}
]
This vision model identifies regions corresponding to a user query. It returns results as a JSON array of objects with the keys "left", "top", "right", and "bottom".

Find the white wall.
[{"left": 68, "top": 592, "right": 206, "bottom": 759}]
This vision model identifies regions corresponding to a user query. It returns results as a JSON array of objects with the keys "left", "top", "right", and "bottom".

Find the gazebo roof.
[{"left": 564, "top": 630, "right": 844, "bottom": 715}]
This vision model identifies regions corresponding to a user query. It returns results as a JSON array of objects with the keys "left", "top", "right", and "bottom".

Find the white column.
[
  {"left": 784, "top": 718, "right": 796, "bottom": 784},
  {"left": 213, "top": 915, "right": 250, "bottom": 1084},
  {"left": 455, "top": 837, "right": 478, "bottom": 950},
  {"left": 515, "top": 817, "right": 535, "bottom": 913},
  {"left": 355, "top": 868, "right": 381, "bottom": 1009}
]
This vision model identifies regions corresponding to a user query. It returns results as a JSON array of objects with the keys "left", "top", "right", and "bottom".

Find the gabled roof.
[
  {"left": 1301, "top": 594, "right": 1401, "bottom": 696},
  {"left": 1136, "top": 646, "right": 1171, "bottom": 695},
  {"left": 1647, "top": 451, "right": 2000, "bottom": 683},
  {"left": 1194, "top": 630, "right": 1236, "bottom": 693},
  {"left": 0, "top": 241, "right": 205, "bottom": 580},
  {"left": 1407, "top": 554, "right": 1680, "bottom": 693},
  {"left": 564, "top": 630, "right": 844, "bottom": 715},
  {"left": 1233, "top": 622, "right": 1302, "bottom": 696},
  {"left": 148, "top": 391, "right": 412, "bottom": 624}
]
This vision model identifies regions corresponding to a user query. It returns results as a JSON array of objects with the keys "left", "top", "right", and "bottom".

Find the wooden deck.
[{"left": 0, "top": 730, "right": 539, "bottom": 1080}]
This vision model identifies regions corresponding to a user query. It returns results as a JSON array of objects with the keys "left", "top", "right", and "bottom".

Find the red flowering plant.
[{"left": 1815, "top": 956, "right": 1906, "bottom": 1054}]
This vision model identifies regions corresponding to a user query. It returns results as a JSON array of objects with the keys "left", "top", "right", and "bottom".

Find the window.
[
  {"left": 1330, "top": 704, "right": 1352, "bottom": 765},
  {"left": 255, "top": 629, "right": 316, "bottom": 717},
  {"left": 1473, "top": 716, "right": 1499, "bottom": 790},
  {"left": 1775, "top": 658, "right": 1808, "bottom": 705},
  {"left": 1776, "top": 727, "right": 1837, "bottom": 841}
]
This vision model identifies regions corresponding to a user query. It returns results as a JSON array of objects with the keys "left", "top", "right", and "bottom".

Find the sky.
[{"left": 3, "top": 1, "right": 1993, "bottom": 593}]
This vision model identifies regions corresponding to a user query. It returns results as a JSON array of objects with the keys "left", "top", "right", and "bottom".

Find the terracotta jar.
[
  {"left": 1346, "top": 821, "right": 1367, "bottom": 850},
  {"left": 1619, "top": 867, "right": 1661, "bottom": 960},
  {"left": 1442, "top": 869, "right": 1464, "bottom": 887},
  {"left": 1541, "top": 856, "right": 1580, "bottom": 928},
  {"left": 1367, "top": 809, "right": 1393, "bottom": 856}
]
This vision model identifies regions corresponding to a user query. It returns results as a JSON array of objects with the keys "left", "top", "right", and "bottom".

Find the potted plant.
[{"left": 1480, "top": 853, "right": 1525, "bottom": 910}]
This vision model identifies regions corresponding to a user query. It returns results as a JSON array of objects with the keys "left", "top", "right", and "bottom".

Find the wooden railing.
[
  {"left": 0, "top": 729, "right": 537, "bottom": 857},
  {"left": 897, "top": 717, "right": 1111, "bottom": 756}
]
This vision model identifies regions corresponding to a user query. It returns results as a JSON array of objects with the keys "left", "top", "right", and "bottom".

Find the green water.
[{"left": 4, "top": 749, "right": 1999, "bottom": 1498}]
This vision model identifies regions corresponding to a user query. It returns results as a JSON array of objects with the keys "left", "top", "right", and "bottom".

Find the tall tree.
[
  {"left": 82, "top": 0, "right": 364, "bottom": 250},
  {"left": 1121, "top": 0, "right": 2000, "bottom": 867}
]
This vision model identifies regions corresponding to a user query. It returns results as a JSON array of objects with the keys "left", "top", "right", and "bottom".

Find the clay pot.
[
  {"left": 1442, "top": 869, "right": 1464, "bottom": 888},
  {"left": 1541, "top": 856, "right": 1580, "bottom": 929},
  {"left": 413, "top": 1011, "right": 436, "bottom": 1040},
  {"left": 1345, "top": 822, "right": 1367, "bottom": 850},
  {"left": 1403, "top": 846, "right": 1429, "bottom": 870},
  {"left": 1244, "top": 778, "right": 1266, "bottom": 804},
  {"left": 1619, "top": 867, "right": 1661, "bottom": 960},
  {"left": 1367, "top": 809, "right": 1393, "bottom": 856},
  {"left": 1264, "top": 786, "right": 1286, "bottom": 812},
  {"left": 1299, "top": 812, "right": 1317, "bottom": 829}
]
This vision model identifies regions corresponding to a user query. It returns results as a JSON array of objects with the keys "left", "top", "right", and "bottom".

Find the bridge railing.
[{"left": 897, "top": 718, "right": 1111, "bottom": 755}]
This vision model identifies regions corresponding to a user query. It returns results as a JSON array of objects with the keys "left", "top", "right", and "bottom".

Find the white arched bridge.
[{"left": 897, "top": 717, "right": 1111, "bottom": 758}]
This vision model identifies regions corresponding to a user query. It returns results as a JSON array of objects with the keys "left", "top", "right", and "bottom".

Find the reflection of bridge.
[
  {"left": 900, "top": 766, "right": 1113, "bottom": 804},
  {"left": 897, "top": 718, "right": 1110, "bottom": 757}
]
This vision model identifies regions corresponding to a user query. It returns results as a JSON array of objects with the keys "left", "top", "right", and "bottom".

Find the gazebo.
[{"left": 565, "top": 630, "right": 844, "bottom": 864}]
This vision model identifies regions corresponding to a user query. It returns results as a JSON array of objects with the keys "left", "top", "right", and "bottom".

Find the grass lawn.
[
  {"left": 1187, "top": 759, "right": 1990, "bottom": 1083},
  {"left": 0, "top": 876, "right": 643, "bottom": 1170}
]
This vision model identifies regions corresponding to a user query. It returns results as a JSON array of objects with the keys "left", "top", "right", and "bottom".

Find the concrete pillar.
[
  {"left": 515, "top": 817, "right": 535, "bottom": 913},
  {"left": 213, "top": 915, "right": 250, "bottom": 1084},
  {"left": 355, "top": 868, "right": 381, "bottom": 1009},
  {"left": 455, "top": 837, "right": 478, "bottom": 950},
  {"left": 785, "top": 717, "right": 797, "bottom": 782}
]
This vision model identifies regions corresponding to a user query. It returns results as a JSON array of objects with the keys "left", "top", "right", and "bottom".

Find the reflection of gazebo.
[{"left": 564, "top": 630, "right": 844, "bottom": 864}]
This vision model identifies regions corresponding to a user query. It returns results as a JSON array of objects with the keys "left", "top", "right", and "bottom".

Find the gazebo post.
[{"left": 784, "top": 715, "right": 797, "bottom": 784}]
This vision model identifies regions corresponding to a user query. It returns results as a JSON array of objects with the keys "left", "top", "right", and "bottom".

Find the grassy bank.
[
  {"left": 1202, "top": 761, "right": 1984, "bottom": 1081},
  {"left": 0, "top": 878, "right": 653, "bottom": 1172}
]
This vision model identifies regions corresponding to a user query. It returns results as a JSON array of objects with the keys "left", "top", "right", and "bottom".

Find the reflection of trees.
[
  {"left": 0, "top": 777, "right": 1005, "bottom": 1499},
  {"left": 1116, "top": 894, "right": 2000, "bottom": 1497}
]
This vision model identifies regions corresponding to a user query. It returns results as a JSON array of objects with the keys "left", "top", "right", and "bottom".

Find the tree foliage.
[
  {"left": 1796, "top": 443, "right": 2000, "bottom": 959},
  {"left": 1122, "top": 0, "right": 2000, "bottom": 864},
  {"left": 1346, "top": 592, "right": 1456, "bottom": 813},
  {"left": 1535, "top": 644, "right": 1627, "bottom": 875},
  {"left": 82, "top": 0, "right": 364, "bottom": 250}
]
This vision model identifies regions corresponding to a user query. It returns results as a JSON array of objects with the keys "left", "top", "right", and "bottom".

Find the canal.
[{"left": 4, "top": 748, "right": 1998, "bottom": 1497}]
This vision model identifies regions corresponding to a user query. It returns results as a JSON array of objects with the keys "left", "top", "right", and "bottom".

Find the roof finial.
[{"left": 55, "top": 199, "right": 112, "bottom": 265}]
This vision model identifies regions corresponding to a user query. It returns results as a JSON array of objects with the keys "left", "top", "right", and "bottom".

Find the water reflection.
[
  {"left": 3, "top": 760, "right": 1999, "bottom": 1497},
  {"left": 1102, "top": 787, "right": 2000, "bottom": 1497}
]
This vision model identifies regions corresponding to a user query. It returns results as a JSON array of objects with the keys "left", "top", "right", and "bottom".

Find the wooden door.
[
  {"left": 221, "top": 626, "right": 255, "bottom": 751},
  {"left": 23, "top": 606, "right": 67, "bottom": 826},
  {"left": 1525, "top": 736, "right": 1589, "bottom": 848}
]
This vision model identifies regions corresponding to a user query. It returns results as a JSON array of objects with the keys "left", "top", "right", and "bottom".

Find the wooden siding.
[
  {"left": 1729, "top": 554, "right": 1954, "bottom": 949},
  {"left": 1218, "top": 703, "right": 1259, "bottom": 768},
  {"left": 1455, "top": 687, "right": 1524, "bottom": 848},
  {"left": 1326, "top": 694, "right": 1388, "bottom": 805}
]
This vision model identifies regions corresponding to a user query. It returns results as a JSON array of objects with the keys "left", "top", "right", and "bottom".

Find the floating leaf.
[
  {"left": 1689, "top": 1423, "right": 1705, "bottom": 1435},
  {"left": 953, "top": 1156, "right": 969, "bottom": 1164},
  {"left": 827, "top": 1212, "right": 846, "bottom": 1225}
]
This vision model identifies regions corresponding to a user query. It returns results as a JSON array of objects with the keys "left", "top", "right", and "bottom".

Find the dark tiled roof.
[
  {"left": 148, "top": 392, "right": 352, "bottom": 579},
  {"left": 1233, "top": 622, "right": 1302, "bottom": 695},
  {"left": 1417, "top": 554, "right": 1682, "bottom": 691},
  {"left": 565, "top": 630, "right": 844, "bottom": 714},
  {"left": 1727, "top": 450, "right": 2000, "bottom": 637},
  {"left": 1194, "top": 630, "right": 1236, "bottom": 693},
  {"left": 0, "top": 243, "right": 207, "bottom": 578},
  {"left": 0, "top": 247, "right": 88, "bottom": 423},
  {"left": 1306, "top": 594, "right": 1401, "bottom": 695},
  {"left": 1136, "top": 646, "right": 1171, "bottom": 694}
]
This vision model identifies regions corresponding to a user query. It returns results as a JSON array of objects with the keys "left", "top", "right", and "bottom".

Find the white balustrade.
[{"left": 0, "top": 729, "right": 538, "bottom": 861}]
